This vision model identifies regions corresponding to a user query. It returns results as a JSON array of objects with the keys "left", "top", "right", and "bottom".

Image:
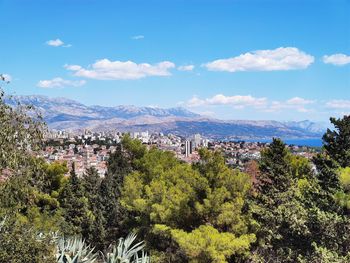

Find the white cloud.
[
  {"left": 187, "top": 94, "right": 267, "bottom": 108},
  {"left": 46, "top": 39, "right": 64, "bottom": 47},
  {"left": 268, "top": 97, "right": 315, "bottom": 113},
  {"left": 178, "top": 65, "right": 195, "bottom": 71},
  {"left": 37, "top": 77, "right": 86, "bottom": 88},
  {"left": 204, "top": 47, "right": 314, "bottom": 72},
  {"left": 132, "top": 35, "right": 144, "bottom": 40},
  {"left": 64, "top": 64, "right": 82, "bottom": 71},
  {"left": 323, "top": 54, "right": 350, "bottom": 66},
  {"left": 326, "top": 100, "right": 350, "bottom": 109},
  {"left": 65, "top": 59, "right": 176, "bottom": 80},
  {"left": 46, "top": 39, "right": 71, "bottom": 47},
  {"left": 186, "top": 94, "right": 317, "bottom": 113},
  {"left": 286, "top": 97, "right": 315, "bottom": 105}
]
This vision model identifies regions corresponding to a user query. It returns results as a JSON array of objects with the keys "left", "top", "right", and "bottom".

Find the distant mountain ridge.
[{"left": 5, "top": 95, "right": 328, "bottom": 140}]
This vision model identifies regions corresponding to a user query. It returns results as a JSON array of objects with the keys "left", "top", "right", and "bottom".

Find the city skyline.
[{"left": 1, "top": 0, "right": 349, "bottom": 121}]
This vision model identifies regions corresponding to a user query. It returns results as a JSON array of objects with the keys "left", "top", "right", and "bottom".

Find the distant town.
[{"left": 41, "top": 130, "right": 319, "bottom": 177}]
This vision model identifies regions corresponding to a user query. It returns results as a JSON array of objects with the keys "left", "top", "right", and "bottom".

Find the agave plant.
[
  {"left": 102, "top": 232, "right": 150, "bottom": 263},
  {"left": 56, "top": 236, "right": 98, "bottom": 263},
  {"left": 0, "top": 216, "right": 6, "bottom": 232}
]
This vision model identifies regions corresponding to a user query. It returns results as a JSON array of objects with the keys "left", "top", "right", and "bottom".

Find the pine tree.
[
  {"left": 323, "top": 115, "right": 350, "bottom": 168},
  {"left": 252, "top": 138, "right": 313, "bottom": 262},
  {"left": 257, "top": 138, "right": 294, "bottom": 195}
]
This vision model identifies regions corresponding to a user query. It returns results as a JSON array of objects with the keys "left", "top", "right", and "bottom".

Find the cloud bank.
[
  {"left": 65, "top": 59, "right": 176, "bottom": 80},
  {"left": 187, "top": 94, "right": 267, "bottom": 109},
  {"left": 186, "top": 94, "right": 316, "bottom": 113},
  {"left": 204, "top": 47, "right": 314, "bottom": 72},
  {"left": 326, "top": 100, "right": 350, "bottom": 109},
  {"left": 37, "top": 77, "right": 86, "bottom": 88}
]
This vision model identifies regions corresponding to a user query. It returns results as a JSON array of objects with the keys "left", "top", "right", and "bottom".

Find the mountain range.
[{"left": 5, "top": 95, "right": 328, "bottom": 140}]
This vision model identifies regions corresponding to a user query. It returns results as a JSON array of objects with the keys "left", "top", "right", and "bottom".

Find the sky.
[{"left": 1, "top": 0, "right": 349, "bottom": 121}]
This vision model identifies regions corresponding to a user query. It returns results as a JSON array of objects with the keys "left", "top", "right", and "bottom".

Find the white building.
[{"left": 185, "top": 140, "right": 193, "bottom": 157}]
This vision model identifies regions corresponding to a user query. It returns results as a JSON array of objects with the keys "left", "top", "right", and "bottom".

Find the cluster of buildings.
[
  {"left": 42, "top": 130, "right": 121, "bottom": 177},
  {"left": 208, "top": 140, "right": 316, "bottom": 169},
  {"left": 41, "top": 130, "right": 317, "bottom": 176},
  {"left": 40, "top": 144, "right": 111, "bottom": 177}
]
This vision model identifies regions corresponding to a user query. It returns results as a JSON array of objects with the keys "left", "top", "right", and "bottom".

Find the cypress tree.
[{"left": 59, "top": 164, "right": 92, "bottom": 236}]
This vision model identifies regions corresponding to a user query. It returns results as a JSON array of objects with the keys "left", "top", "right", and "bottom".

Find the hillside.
[{"left": 6, "top": 95, "right": 327, "bottom": 139}]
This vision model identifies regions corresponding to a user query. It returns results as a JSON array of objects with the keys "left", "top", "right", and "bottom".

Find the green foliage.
[
  {"left": 288, "top": 154, "right": 314, "bottom": 179},
  {"left": 96, "top": 145, "right": 131, "bottom": 250},
  {"left": 339, "top": 167, "right": 350, "bottom": 191},
  {"left": 252, "top": 139, "right": 316, "bottom": 261},
  {"left": 334, "top": 167, "right": 350, "bottom": 211},
  {"left": 257, "top": 138, "right": 294, "bottom": 194},
  {"left": 171, "top": 225, "right": 255, "bottom": 263},
  {"left": 323, "top": 116, "right": 350, "bottom": 168},
  {"left": 253, "top": 132, "right": 350, "bottom": 262},
  {"left": 0, "top": 215, "right": 56, "bottom": 263},
  {"left": 80, "top": 167, "right": 106, "bottom": 250},
  {"left": 121, "top": 144, "right": 255, "bottom": 262},
  {"left": 59, "top": 166, "right": 93, "bottom": 237},
  {"left": 44, "top": 161, "right": 69, "bottom": 195},
  {"left": 298, "top": 243, "right": 350, "bottom": 263},
  {"left": 0, "top": 84, "right": 45, "bottom": 171},
  {"left": 313, "top": 153, "right": 341, "bottom": 195}
]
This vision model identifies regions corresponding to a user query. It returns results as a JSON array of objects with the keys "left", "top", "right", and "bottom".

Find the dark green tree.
[
  {"left": 80, "top": 167, "right": 106, "bottom": 249},
  {"left": 323, "top": 115, "right": 350, "bottom": 168},
  {"left": 252, "top": 138, "right": 314, "bottom": 262},
  {"left": 59, "top": 164, "right": 92, "bottom": 236},
  {"left": 257, "top": 138, "right": 294, "bottom": 195},
  {"left": 82, "top": 167, "right": 101, "bottom": 205}
]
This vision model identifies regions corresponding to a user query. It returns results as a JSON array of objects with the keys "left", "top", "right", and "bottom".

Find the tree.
[
  {"left": 82, "top": 167, "right": 102, "bottom": 206},
  {"left": 121, "top": 142, "right": 255, "bottom": 262},
  {"left": 0, "top": 77, "right": 45, "bottom": 172},
  {"left": 257, "top": 138, "right": 294, "bottom": 195},
  {"left": 0, "top": 216, "right": 56, "bottom": 263},
  {"left": 252, "top": 138, "right": 315, "bottom": 262},
  {"left": 171, "top": 225, "right": 254, "bottom": 263},
  {"left": 252, "top": 135, "right": 350, "bottom": 262},
  {"left": 0, "top": 77, "right": 56, "bottom": 262},
  {"left": 80, "top": 167, "right": 106, "bottom": 249},
  {"left": 95, "top": 143, "right": 132, "bottom": 250},
  {"left": 59, "top": 165, "right": 92, "bottom": 236},
  {"left": 323, "top": 115, "right": 350, "bottom": 168}
]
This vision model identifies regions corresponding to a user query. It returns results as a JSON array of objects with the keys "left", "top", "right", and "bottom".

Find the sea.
[{"left": 243, "top": 138, "right": 323, "bottom": 147}]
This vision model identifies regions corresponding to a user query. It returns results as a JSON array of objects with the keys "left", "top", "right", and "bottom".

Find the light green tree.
[{"left": 121, "top": 142, "right": 255, "bottom": 262}]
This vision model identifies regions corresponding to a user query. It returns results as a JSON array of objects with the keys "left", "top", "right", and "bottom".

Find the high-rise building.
[
  {"left": 192, "top": 133, "right": 202, "bottom": 149},
  {"left": 185, "top": 140, "right": 192, "bottom": 157}
]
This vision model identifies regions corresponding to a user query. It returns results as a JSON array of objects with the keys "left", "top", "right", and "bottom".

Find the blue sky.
[{"left": 1, "top": 0, "right": 349, "bottom": 121}]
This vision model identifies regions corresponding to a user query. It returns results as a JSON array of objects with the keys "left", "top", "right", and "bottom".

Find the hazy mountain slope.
[{"left": 5, "top": 95, "right": 326, "bottom": 139}]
